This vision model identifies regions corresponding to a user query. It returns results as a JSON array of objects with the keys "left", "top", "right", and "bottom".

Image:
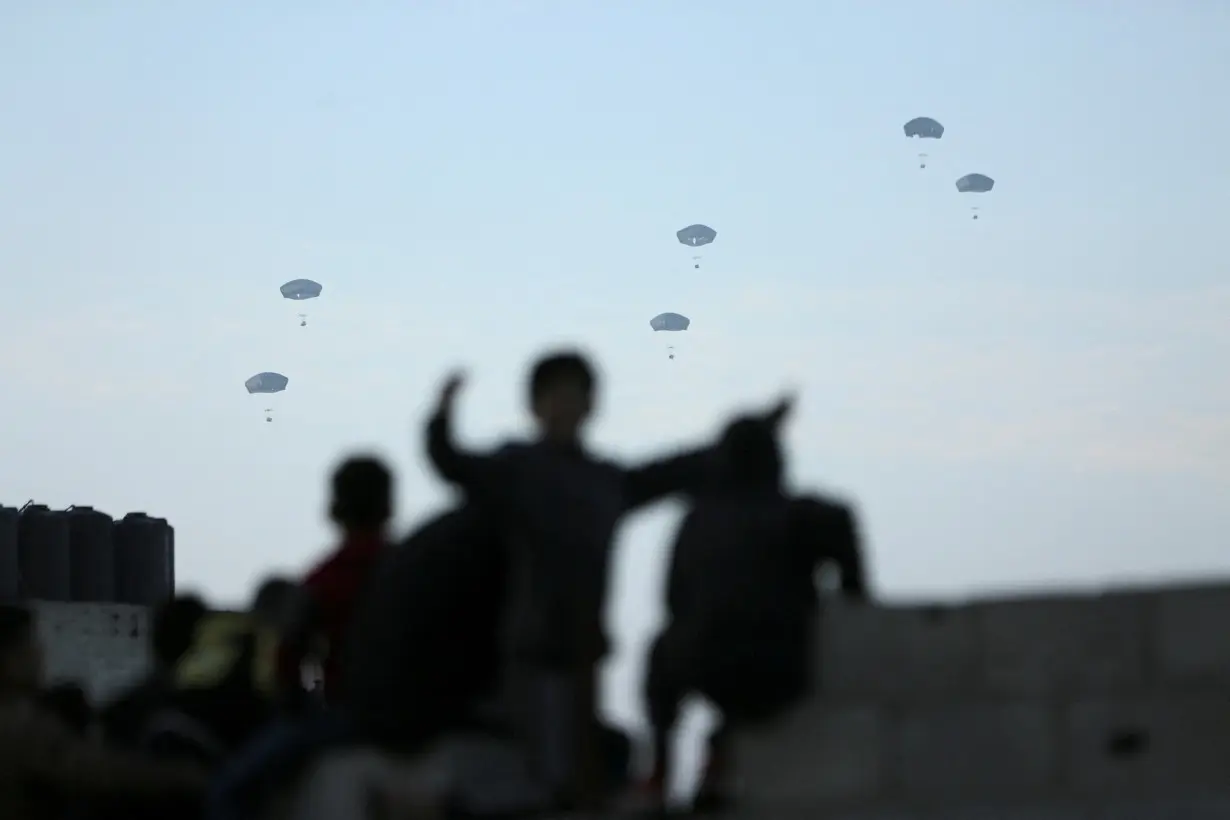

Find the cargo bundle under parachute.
[
  {"left": 903, "top": 116, "right": 944, "bottom": 169},
  {"left": 279, "top": 279, "right": 322, "bottom": 327},
  {"left": 956, "top": 173, "right": 995, "bottom": 219},
  {"left": 650, "top": 312, "right": 691, "bottom": 360},
  {"left": 245, "top": 371, "right": 289, "bottom": 423},
  {"left": 676, "top": 224, "right": 717, "bottom": 269}
]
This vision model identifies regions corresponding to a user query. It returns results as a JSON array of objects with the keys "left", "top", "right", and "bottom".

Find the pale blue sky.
[{"left": 2, "top": 2, "right": 1229, "bottom": 745}]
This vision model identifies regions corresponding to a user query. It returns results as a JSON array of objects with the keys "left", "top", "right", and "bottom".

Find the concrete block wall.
[
  {"left": 28, "top": 583, "right": 1230, "bottom": 816},
  {"left": 733, "top": 582, "right": 1230, "bottom": 818},
  {"left": 34, "top": 601, "right": 152, "bottom": 702}
]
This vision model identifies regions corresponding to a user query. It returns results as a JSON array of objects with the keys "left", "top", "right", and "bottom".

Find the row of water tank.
[{"left": 0, "top": 503, "right": 174, "bottom": 605}]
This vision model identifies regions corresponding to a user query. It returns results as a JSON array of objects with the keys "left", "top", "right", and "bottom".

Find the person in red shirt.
[
  {"left": 212, "top": 457, "right": 395, "bottom": 820},
  {"left": 287, "top": 455, "right": 394, "bottom": 706}
]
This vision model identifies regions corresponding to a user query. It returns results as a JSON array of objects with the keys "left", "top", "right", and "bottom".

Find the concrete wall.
[
  {"left": 734, "top": 582, "right": 1230, "bottom": 818},
  {"left": 31, "top": 582, "right": 1230, "bottom": 817},
  {"left": 35, "top": 601, "right": 152, "bottom": 702}
]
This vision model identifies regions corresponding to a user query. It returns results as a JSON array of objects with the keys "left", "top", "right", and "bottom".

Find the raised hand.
[
  {"left": 434, "top": 371, "right": 466, "bottom": 416},
  {"left": 764, "top": 391, "right": 796, "bottom": 428}
]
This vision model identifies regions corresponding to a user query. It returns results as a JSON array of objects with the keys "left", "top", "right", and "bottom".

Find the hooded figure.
[{"left": 633, "top": 415, "right": 868, "bottom": 813}]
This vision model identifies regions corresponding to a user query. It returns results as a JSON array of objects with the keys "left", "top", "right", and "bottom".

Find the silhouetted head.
[
  {"left": 40, "top": 682, "right": 92, "bottom": 735},
  {"left": 527, "top": 350, "right": 596, "bottom": 444},
  {"left": 718, "top": 417, "right": 783, "bottom": 490},
  {"left": 0, "top": 604, "right": 42, "bottom": 696},
  {"left": 250, "top": 576, "right": 305, "bottom": 632},
  {"left": 330, "top": 455, "right": 394, "bottom": 534},
  {"left": 151, "top": 594, "right": 208, "bottom": 669}
]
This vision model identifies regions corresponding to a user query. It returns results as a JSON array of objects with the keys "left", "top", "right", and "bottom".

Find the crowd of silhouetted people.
[{"left": 0, "top": 349, "right": 868, "bottom": 819}]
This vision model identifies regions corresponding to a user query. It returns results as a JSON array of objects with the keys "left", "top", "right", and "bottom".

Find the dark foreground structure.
[
  {"left": 27, "top": 579, "right": 1230, "bottom": 818},
  {"left": 0, "top": 500, "right": 175, "bottom": 702},
  {"left": 0, "top": 502, "right": 174, "bottom": 607},
  {"left": 731, "top": 581, "right": 1230, "bottom": 818}
]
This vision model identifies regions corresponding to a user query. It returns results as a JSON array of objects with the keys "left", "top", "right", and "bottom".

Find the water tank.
[
  {"left": 166, "top": 521, "right": 176, "bottom": 595},
  {"left": 0, "top": 506, "right": 20, "bottom": 602},
  {"left": 66, "top": 506, "right": 116, "bottom": 603},
  {"left": 114, "top": 512, "right": 173, "bottom": 606},
  {"left": 18, "top": 504, "right": 72, "bottom": 602}
]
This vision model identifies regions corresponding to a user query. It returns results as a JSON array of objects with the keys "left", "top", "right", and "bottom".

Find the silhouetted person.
[
  {"left": 250, "top": 575, "right": 318, "bottom": 713},
  {"left": 636, "top": 417, "right": 867, "bottom": 813},
  {"left": 0, "top": 604, "right": 206, "bottom": 820},
  {"left": 103, "top": 594, "right": 286, "bottom": 820},
  {"left": 343, "top": 504, "right": 508, "bottom": 756},
  {"left": 286, "top": 455, "right": 394, "bottom": 705},
  {"left": 100, "top": 593, "right": 209, "bottom": 751},
  {"left": 207, "top": 459, "right": 394, "bottom": 820},
  {"left": 110, "top": 592, "right": 280, "bottom": 771},
  {"left": 425, "top": 350, "right": 792, "bottom": 810},
  {"left": 95, "top": 594, "right": 217, "bottom": 820},
  {"left": 251, "top": 576, "right": 301, "bottom": 631}
]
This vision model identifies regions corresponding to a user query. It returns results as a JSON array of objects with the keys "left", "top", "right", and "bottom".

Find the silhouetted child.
[
  {"left": 292, "top": 456, "right": 395, "bottom": 705},
  {"left": 205, "top": 458, "right": 394, "bottom": 820},
  {"left": 424, "top": 349, "right": 791, "bottom": 810}
]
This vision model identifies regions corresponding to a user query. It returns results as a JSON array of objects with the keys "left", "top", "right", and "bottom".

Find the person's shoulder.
[
  {"left": 582, "top": 449, "right": 621, "bottom": 475},
  {"left": 793, "top": 488, "right": 853, "bottom": 507},
  {"left": 558, "top": 444, "right": 625, "bottom": 473},
  {"left": 506, "top": 440, "right": 615, "bottom": 471},
  {"left": 495, "top": 439, "right": 534, "bottom": 457},
  {"left": 305, "top": 534, "right": 377, "bottom": 577},
  {"left": 488, "top": 439, "right": 557, "bottom": 471},
  {"left": 791, "top": 492, "right": 857, "bottom": 521},
  {"left": 302, "top": 551, "right": 340, "bottom": 587}
]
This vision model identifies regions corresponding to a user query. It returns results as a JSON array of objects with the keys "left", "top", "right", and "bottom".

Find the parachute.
[
  {"left": 280, "top": 279, "right": 322, "bottom": 327},
  {"left": 279, "top": 279, "right": 322, "bottom": 300},
  {"left": 650, "top": 312, "right": 690, "bottom": 360},
  {"left": 676, "top": 224, "right": 717, "bottom": 269},
  {"left": 245, "top": 372, "right": 288, "bottom": 422},
  {"left": 903, "top": 117, "right": 943, "bottom": 169},
  {"left": 956, "top": 173, "right": 994, "bottom": 220},
  {"left": 650, "top": 313, "right": 690, "bottom": 332},
  {"left": 903, "top": 117, "right": 944, "bottom": 139},
  {"left": 956, "top": 173, "right": 994, "bottom": 193},
  {"left": 245, "top": 372, "right": 288, "bottom": 394}
]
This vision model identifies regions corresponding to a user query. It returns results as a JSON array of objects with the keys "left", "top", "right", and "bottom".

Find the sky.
[{"left": 2, "top": 0, "right": 1229, "bottom": 769}]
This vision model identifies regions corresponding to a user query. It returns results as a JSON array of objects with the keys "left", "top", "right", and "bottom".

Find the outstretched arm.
[
  {"left": 827, "top": 504, "right": 868, "bottom": 598},
  {"left": 795, "top": 498, "right": 868, "bottom": 599},
  {"left": 420, "top": 373, "right": 511, "bottom": 501},
  {"left": 622, "top": 447, "right": 716, "bottom": 511},
  {"left": 623, "top": 393, "right": 796, "bottom": 511},
  {"left": 424, "top": 408, "right": 512, "bottom": 500}
]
